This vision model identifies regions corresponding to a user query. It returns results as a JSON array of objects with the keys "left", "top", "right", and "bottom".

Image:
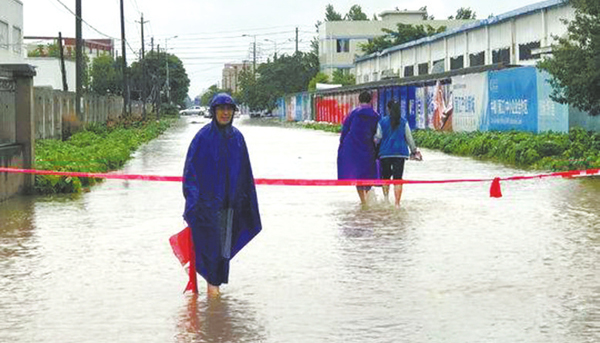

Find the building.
[
  {"left": 221, "top": 62, "right": 251, "bottom": 93},
  {"left": 21, "top": 36, "right": 114, "bottom": 91},
  {"left": 0, "top": 0, "right": 24, "bottom": 63},
  {"left": 317, "top": 9, "right": 476, "bottom": 78},
  {"left": 354, "top": 0, "right": 573, "bottom": 84},
  {"left": 24, "top": 36, "right": 114, "bottom": 60}
]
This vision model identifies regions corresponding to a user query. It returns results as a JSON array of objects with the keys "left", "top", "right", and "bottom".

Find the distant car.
[
  {"left": 249, "top": 109, "right": 271, "bottom": 118},
  {"left": 179, "top": 106, "right": 204, "bottom": 116}
]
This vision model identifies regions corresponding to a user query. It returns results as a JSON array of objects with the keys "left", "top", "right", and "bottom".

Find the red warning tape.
[{"left": 1, "top": 167, "right": 599, "bottom": 197}]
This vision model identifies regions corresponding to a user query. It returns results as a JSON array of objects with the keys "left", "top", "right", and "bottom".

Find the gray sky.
[{"left": 23, "top": 0, "right": 546, "bottom": 98}]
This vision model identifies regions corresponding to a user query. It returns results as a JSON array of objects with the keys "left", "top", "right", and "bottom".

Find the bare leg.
[
  {"left": 356, "top": 188, "right": 368, "bottom": 205},
  {"left": 207, "top": 283, "right": 220, "bottom": 297},
  {"left": 394, "top": 184, "right": 403, "bottom": 208},
  {"left": 382, "top": 185, "right": 390, "bottom": 201}
]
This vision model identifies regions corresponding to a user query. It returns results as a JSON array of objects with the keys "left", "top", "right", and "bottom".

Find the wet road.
[{"left": 1, "top": 116, "right": 599, "bottom": 342}]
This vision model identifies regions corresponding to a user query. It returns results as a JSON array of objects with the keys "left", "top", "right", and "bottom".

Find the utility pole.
[
  {"left": 151, "top": 37, "right": 154, "bottom": 52},
  {"left": 156, "top": 44, "right": 161, "bottom": 120},
  {"left": 242, "top": 34, "right": 257, "bottom": 76},
  {"left": 58, "top": 32, "right": 68, "bottom": 91},
  {"left": 136, "top": 13, "right": 149, "bottom": 119},
  {"left": 295, "top": 27, "right": 298, "bottom": 54},
  {"left": 75, "top": 0, "right": 82, "bottom": 120},
  {"left": 120, "top": 0, "right": 129, "bottom": 117},
  {"left": 165, "top": 36, "right": 178, "bottom": 105}
]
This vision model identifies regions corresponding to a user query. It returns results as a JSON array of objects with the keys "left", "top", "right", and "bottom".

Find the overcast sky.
[{"left": 23, "top": 0, "right": 547, "bottom": 98}]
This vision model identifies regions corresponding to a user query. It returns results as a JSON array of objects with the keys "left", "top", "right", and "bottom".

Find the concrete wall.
[
  {"left": 34, "top": 87, "right": 147, "bottom": 140},
  {"left": 0, "top": 64, "right": 35, "bottom": 202},
  {"left": 0, "top": 145, "right": 24, "bottom": 202}
]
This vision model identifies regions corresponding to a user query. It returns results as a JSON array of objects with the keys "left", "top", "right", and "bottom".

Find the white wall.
[{"left": 26, "top": 57, "right": 76, "bottom": 91}]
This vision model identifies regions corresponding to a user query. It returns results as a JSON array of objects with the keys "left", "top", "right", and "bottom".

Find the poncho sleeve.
[{"left": 182, "top": 135, "right": 201, "bottom": 228}]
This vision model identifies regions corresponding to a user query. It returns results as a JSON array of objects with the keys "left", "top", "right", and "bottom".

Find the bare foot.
[{"left": 207, "top": 284, "right": 220, "bottom": 298}]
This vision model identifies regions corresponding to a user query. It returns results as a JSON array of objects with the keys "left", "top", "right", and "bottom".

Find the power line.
[{"left": 52, "top": 0, "right": 115, "bottom": 39}]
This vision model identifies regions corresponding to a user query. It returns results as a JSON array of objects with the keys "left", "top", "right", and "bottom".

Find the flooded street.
[{"left": 1, "top": 116, "right": 599, "bottom": 342}]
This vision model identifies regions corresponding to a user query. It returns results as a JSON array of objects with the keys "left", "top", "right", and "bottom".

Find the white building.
[
  {"left": 354, "top": 0, "right": 573, "bottom": 84},
  {"left": 0, "top": 0, "right": 24, "bottom": 62},
  {"left": 318, "top": 9, "right": 476, "bottom": 78}
]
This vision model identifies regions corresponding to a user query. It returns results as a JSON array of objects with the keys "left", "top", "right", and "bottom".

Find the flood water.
[{"left": 1, "top": 116, "right": 599, "bottom": 343}]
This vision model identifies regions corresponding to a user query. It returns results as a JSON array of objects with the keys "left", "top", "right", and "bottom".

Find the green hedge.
[
  {"left": 413, "top": 128, "right": 600, "bottom": 171},
  {"left": 34, "top": 119, "right": 173, "bottom": 194}
]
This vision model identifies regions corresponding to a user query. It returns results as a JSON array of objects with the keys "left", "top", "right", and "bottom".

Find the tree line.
[{"left": 28, "top": 43, "right": 190, "bottom": 112}]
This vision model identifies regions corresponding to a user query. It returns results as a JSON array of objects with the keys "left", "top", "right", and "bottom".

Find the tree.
[
  {"left": 237, "top": 51, "right": 319, "bottom": 110},
  {"left": 332, "top": 69, "right": 356, "bottom": 86},
  {"left": 359, "top": 23, "right": 447, "bottom": 55},
  {"left": 537, "top": 0, "right": 600, "bottom": 116},
  {"left": 345, "top": 5, "right": 368, "bottom": 21},
  {"left": 90, "top": 54, "right": 121, "bottom": 96},
  {"left": 419, "top": 6, "right": 435, "bottom": 20},
  {"left": 325, "top": 4, "right": 343, "bottom": 21},
  {"left": 448, "top": 7, "right": 477, "bottom": 20},
  {"left": 200, "top": 85, "right": 231, "bottom": 107},
  {"left": 130, "top": 50, "right": 190, "bottom": 108},
  {"left": 308, "top": 72, "right": 330, "bottom": 91}
]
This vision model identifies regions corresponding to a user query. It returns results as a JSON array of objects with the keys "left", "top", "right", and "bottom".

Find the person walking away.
[
  {"left": 337, "top": 91, "right": 380, "bottom": 205},
  {"left": 182, "top": 93, "right": 262, "bottom": 297},
  {"left": 374, "top": 100, "right": 422, "bottom": 208}
]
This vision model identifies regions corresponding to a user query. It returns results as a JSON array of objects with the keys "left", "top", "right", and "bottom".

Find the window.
[
  {"left": 492, "top": 48, "right": 510, "bottom": 64},
  {"left": 0, "top": 21, "right": 8, "bottom": 50},
  {"left": 469, "top": 51, "right": 485, "bottom": 67},
  {"left": 450, "top": 56, "right": 464, "bottom": 70},
  {"left": 418, "top": 62, "right": 429, "bottom": 75},
  {"left": 432, "top": 59, "right": 445, "bottom": 74},
  {"left": 519, "top": 41, "right": 541, "bottom": 61},
  {"left": 336, "top": 39, "right": 349, "bottom": 53},
  {"left": 404, "top": 65, "right": 414, "bottom": 77},
  {"left": 12, "top": 27, "right": 21, "bottom": 53}
]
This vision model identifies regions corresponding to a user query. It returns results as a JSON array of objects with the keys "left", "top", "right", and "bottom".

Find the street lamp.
[
  {"left": 242, "top": 34, "right": 256, "bottom": 74},
  {"left": 165, "top": 35, "right": 178, "bottom": 104},
  {"left": 264, "top": 38, "right": 277, "bottom": 60}
]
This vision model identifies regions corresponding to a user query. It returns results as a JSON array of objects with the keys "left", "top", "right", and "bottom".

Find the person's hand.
[{"left": 410, "top": 150, "right": 423, "bottom": 161}]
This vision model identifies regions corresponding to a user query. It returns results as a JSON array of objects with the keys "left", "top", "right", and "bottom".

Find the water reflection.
[{"left": 175, "top": 294, "right": 266, "bottom": 343}]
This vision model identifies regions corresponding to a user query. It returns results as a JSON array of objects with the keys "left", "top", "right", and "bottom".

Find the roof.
[
  {"left": 315, "top": 63, "right": 513, "bottom": 95},
  {"left": 356, "top": 0, "right": 567, "bottom": 63}
]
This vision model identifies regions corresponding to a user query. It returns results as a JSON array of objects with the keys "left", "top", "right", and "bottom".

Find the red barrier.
[{"left": 2, "top": 166, "right": 599, "bottom": 198}]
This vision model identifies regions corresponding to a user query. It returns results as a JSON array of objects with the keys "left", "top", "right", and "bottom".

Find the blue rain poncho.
[
  {"left": 183, "top": 120, "right": 261, "bottom": 286},
  {"left": 337, "top": 105, "right": 380, "bottom": 180}
]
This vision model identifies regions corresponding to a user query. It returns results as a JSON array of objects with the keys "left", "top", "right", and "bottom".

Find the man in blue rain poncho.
[
  {"left": 337, "top": 91, "right": 380, "bottom": 205},
  {"left": 182, "top": 93, "right": 262, "bottom": 297}
]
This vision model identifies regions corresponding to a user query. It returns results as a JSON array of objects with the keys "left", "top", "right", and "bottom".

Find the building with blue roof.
[{"left": 353, "top": 0, "right": 572, "bottom": 84}]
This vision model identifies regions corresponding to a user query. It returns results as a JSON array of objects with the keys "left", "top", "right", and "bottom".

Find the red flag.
[
  {"left": 490, "top": 177, "right": 503, "bottom": 198},
  {"left": 169, "top": 227, "right": 198, "bottom": 294}
]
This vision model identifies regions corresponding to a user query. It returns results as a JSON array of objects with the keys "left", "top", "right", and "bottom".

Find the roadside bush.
[
  {"left": 35, "top": 118, "right": 173, "bottom": 194},
  {"left": 413, "top": 128, "right": 600, "bottom": 171}
]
